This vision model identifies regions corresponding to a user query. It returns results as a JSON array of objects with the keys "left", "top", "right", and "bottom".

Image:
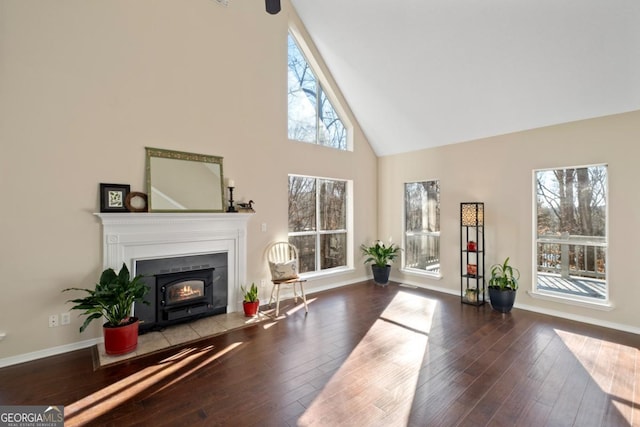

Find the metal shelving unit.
[{"left": 461, "top": 202, "right": 485, "bottom": 306}]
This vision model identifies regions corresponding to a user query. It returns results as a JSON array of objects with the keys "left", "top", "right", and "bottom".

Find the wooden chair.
[{"left": 266, "top": 241, "right": 308, "bottom": 316}]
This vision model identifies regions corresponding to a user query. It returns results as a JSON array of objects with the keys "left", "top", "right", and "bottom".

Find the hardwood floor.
[{"left": 1, "top": 282, "right": 639, "bottom": 426}]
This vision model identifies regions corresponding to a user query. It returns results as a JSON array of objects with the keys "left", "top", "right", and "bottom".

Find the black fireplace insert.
[{"left": 135, "top": 253, "right": 228, "bottom": 333}]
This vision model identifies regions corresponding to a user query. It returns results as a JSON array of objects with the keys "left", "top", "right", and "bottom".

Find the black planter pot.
[
  {"left": 488, "top": 287, "right": 516, "bottom": 313},
  {"left": 371, "top": 264, "right": 391, "bottom": 286}
]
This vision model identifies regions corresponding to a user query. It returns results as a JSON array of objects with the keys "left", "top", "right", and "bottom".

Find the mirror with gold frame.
[{"left": 145, "top": 147, "right": 225, "bottom": 212}]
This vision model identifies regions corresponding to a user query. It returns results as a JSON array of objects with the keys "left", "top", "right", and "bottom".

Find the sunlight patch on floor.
[
  {"left": 262, "top": 297, "right": 318, "bottom": 322},
  {"left": 96, "top": 311, "right": 267, "bottom": 367},
  {"left": 64, "top": 342, "right": 244, "bottom": 426},
  {"left": 284, "top": 297, "right": 317, "bottom": 315},
  {"left": 555, "top": 328, "right": 639, "bottom": 424},
  {"left": 298, "top": 290, "right": 437, "bottom": 426}
]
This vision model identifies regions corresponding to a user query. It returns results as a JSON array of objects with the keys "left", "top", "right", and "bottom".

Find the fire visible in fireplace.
[
  {"left": 158, "top": 269, "right": 213, "bottom": 323},
  {"left": 167, "top": 280, "right": 204, "bottom": 304}
]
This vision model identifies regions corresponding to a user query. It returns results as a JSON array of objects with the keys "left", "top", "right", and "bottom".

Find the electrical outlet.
[
  {"left": 60, "top": 312, "right": 71, "bottom": 326},
  {"left": 48, "top": 314, "right": 59, "bottom": 328},
  {"left": 260, "top": 279, "right": 268, "bottom": 288}
]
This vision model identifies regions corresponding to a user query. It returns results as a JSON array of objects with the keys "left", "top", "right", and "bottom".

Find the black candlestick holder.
[{"left": 227, "top": 186, "right": 236, "bottom": 212}]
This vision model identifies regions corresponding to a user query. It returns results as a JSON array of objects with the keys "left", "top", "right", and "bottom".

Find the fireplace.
[
  {"left": 135, "top": 252, "right": 228, "bottom": 332},
  {"left": 95, "top": 212, "right": 252, "bottom": 323}
]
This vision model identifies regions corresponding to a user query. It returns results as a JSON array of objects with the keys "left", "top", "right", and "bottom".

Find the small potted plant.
[
  {"left": 241, "top": 283, "right": 259, "bottom": 317},
  {"left": 63, "top": 263, "right": 149, "bottom": 355},
  {"left": 464, "top": 288, "right": 479, "bottom": 303},
  {"left": 488, "top": 257, "right": 520, "bottom": 313},
  {"left": 360, "top": 240, "right": 401, "bottom": 286}
]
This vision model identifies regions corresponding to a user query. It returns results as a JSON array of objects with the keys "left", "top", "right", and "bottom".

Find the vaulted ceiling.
[{"left": 290, "top": 0, "right": 640, "bottom": 156}]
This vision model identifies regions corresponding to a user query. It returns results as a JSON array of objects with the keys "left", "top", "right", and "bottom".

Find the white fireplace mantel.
[{"left": 94, "top": 212, "right": 253, "bottom": 313}]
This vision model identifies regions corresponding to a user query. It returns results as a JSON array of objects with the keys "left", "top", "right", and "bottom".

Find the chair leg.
[
  {"left": 299, "top": 282, "right": 308, "bottom": 313},
  {"left": 269, "top": 284, "right": 276, "bottom": 308},
  {"left": 275, "top": 284, "right": 282, "bottom": 316}
]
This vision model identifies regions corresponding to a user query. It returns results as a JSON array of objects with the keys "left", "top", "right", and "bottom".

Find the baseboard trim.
[
  {"left": 0, "top": 338, "right": 101, "bottom": 369},
  {"left": 396, "top": 277, "right": 459, "bottom": 297},
  {"left": 514, "top": 302, "right": 640, "bottom": 335}
]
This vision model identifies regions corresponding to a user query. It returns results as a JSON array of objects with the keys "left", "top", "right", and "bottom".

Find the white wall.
[
  {"left": 379, "top": 110, "right": 640, "bottom": 332},
  {"left": 0, "top": 0, "right": 378, "bottom": 362}
]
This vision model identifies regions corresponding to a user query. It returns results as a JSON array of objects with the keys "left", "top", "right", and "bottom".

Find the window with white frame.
[
  {"left": 404, "top": 180, "right": 440, "bottom": 274},
  {"left": 287, "top": 33, "right": 348, "bottom": 150},
  {"left": 534, "top": 165, "right": 608, "bottom": 303},
  {"left": 288, "top": 175, "right": 349, "bottom": 273}
]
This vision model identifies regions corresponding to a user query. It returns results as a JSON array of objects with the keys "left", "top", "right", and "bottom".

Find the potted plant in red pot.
[
  {"left": 63, "top": 263, "right": 149, "bottom": 355},
  {"left": 360, "top": 240, "right": 402, "bottom": 286},
  {"left": 241, "top": 283, "right": 259, "bottom": 317}
]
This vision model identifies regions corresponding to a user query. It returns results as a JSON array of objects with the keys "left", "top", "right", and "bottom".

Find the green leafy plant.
[
  {"left": 241, "top": 283, "right": 259, "bottom": 303},
  {"left": 360, "top": 241, "right": 401, "bottom": 267},
  {"left": 465, "top": 287, "right": 479, "bottom": 302},
  {"left": 63, "top": 263, "right": 149, "bottom": 332},
  {"left": 488, "top": 257, "right": 520, "bottom": 291}
]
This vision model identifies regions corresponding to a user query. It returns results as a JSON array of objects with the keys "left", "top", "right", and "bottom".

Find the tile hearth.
[{"left": 96, "top": 311, "right": 272, "bottom": 368}]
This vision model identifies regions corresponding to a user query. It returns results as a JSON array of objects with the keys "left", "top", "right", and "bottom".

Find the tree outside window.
[
  {"left": 535, "top": 165, "right": 608, "bottom": 301},
  {"left": 288, "top": 175, "right": 347, "bottom": 273},
  {"left": 404, "top": 181, "right": 440, "bottom": 274},
  {"left": 287, "top": 34, "right": 347, "bottom": 150}
]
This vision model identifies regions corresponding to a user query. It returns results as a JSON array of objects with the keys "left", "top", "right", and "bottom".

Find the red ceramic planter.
[
  {"left": 103, "top": 318, "right": 139, "bottom": 355},
  {"left": 243, "top": 301, "right": 259, "bottom": 317}
]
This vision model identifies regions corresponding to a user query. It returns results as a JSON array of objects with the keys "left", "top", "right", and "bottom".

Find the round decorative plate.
[{"left": 125, "top": 192, "right": 148, "bottom": 212}]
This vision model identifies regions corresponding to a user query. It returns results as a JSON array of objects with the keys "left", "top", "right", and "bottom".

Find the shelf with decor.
[{"left": 460, "top": 202, "right": 485, "bottom": 306}]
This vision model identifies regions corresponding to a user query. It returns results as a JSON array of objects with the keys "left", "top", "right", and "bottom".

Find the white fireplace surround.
[{"left": 95, "top": 212, "right": 252, "bottom": 313}]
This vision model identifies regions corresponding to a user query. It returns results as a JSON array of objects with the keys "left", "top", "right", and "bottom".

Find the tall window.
[
  {"left": 404, "top": 181, "right": 440, "bottom": 274},
  {"left": 288, "top": 175, "right": 348, "bottom": 273},
  {"left": 534, "top": 165, "right": 608, "bottom": 303},
  {"left": 287, "top": 33, "right": 348, "bottom": 150}
]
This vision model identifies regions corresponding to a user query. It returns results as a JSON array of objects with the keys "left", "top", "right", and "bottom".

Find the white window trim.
[
  {"left": 288, "top": 175, "right": 354, "bottom": 274},
  {"left": 400, "top": 267, "right": 443, "bottom": 280},
  {"left": 301, "top": 266, "right": 355, "bottom": 281},
  {"left": 531, "top": 163, "right": 610, "bottom": 308},
  {"left": 527, "top": 290, "right": 614, "bottom": 311},
  {"left": 287, "top": 25, "right": 353, "bottom": 151},
  {"left": 402, "top": 180, "right": 441, "bottom": 279}
]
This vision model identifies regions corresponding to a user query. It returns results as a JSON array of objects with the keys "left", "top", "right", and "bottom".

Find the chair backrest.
[
  {"left": 266, "top": 242, "right": 301, "bottom": 280},
  {"left": 267, "top": 241, "right": 299, "bottom": 264}
]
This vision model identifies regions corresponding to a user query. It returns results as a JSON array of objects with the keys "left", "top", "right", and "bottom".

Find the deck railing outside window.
[
  {"left": 537, "top": 234, "right": 606, "bottom": 279},
  {"left": 536, "top": 234, "right": 607, "bottom": 300},
  {"left": 405, "top": 233, "right": 440, "bottom": 273}
]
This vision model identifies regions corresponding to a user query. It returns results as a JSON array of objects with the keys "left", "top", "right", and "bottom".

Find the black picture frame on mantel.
[{"left": 100, "top": 183, "right": 130, "bottom": 213}]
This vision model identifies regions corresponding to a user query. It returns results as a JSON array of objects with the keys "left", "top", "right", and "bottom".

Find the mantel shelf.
[{"left": 94, "top": 212, "right": 253, "bottom": 225}]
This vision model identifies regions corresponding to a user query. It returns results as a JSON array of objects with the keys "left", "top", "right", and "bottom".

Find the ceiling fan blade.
[{"left": 265, "top": 0, "right": 281, "bottom": 14}]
